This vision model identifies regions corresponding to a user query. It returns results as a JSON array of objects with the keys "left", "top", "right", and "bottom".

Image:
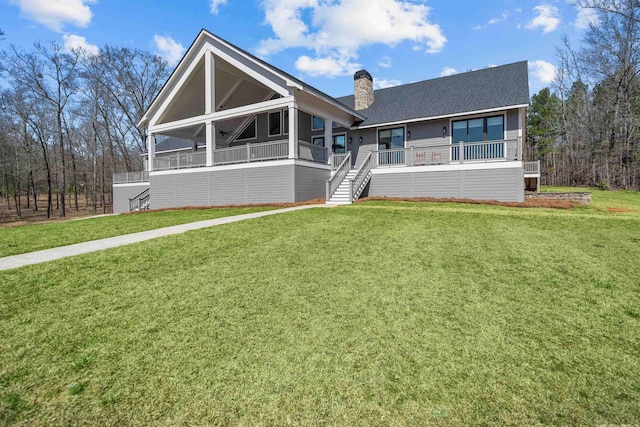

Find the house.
[{"left": 113, "top": 29, "right": 539, "bottom": 213}]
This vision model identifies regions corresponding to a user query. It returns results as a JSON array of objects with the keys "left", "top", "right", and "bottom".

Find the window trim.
[
  {"left": 331, "top": 132, "right": 347, "bottom": 154},
  {"left": 234, "top": 116, "right": 258, "bottom": 142},
  {"left": 449, "top": 112, "right": 506, "bottom": 144},
  {"left": 376, "top": 124, "right": 407, "bottom": 150},
  {"left": 268, "top": 110, "right": 282, "bottom": 137}
]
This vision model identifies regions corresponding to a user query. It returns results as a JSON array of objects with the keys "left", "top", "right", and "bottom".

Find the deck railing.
[
  {"left": 129, "top": 188, "right": 150, "bottom": 212},
  {"left": 154, "top": 151, "right": 207, "bottom": 170},
  {"left": 298, "top": 140, "right": 329, "bottom": 163},
  {"left": 524, "top": 160, "right": 540, "bottom": 174},
  {"left": 331, "top": 152, "right": 350, "bottom": 169},
  {"left": 151, "top": 140, "right": 331, "bottom": 171},
  {"left": 113, "top": 171, "right": 149, "bottom": 184},
  {"left": 374, "top": 139, "right": 520, "bottom": 167}
]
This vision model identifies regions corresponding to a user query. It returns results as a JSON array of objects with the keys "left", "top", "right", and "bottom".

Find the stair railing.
[
  {"left": 349, "top": 151, "right": 374, "bottom": 201},
  {"left": 326, "top": 152, "right": 351, "bottom": 200},
  {"left": 129, "top": 188, "right": 150, "bottom": 212}
]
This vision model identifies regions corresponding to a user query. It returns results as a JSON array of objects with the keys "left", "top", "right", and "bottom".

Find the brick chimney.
[{"left": 353, "top": 69, "right": 374, "bottom": 110}]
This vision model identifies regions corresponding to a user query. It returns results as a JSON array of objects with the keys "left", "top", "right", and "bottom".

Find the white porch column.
[
  {"left": 324, "top": 118, "right": 332, "bottom": 164},
  {"left": 147, "top": 133, "right": 155, "bottom": 172},
  {"left": 288, "top": 103, "right": 299, "bottom": 159},
  {"left": 205, "top": 50, "right": 215, "bottom": 114},
  {"left": 206, "top": 121, "right": 215, "bottom": 166}
]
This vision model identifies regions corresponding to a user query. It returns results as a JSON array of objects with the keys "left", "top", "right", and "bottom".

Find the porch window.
[
  {"left": 236, "top": 117, "right": 257, "bottom": 141},
  {"left": 452, "top": 115, "right": 504, "bottom": 143},
  {"left": 378, "top": 127, "right": 405, "bottom": 150},
  {"left": 452, "top": 115, "right": 505, "bottom": 160},
  {"left": 312, "top": 116, "right": 324, "bottom": 131},
  {"left": 312, "top": 136, "right": 324, "bottom": 146},
  {"left": 332, "top": 134, "right": 346, "bottom": 153},
  {"left": 269, "top": 111, "right": 281, "bottom": 136}
]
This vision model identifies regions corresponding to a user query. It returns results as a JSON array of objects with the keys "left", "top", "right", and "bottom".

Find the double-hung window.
[{"left": 451, "top": 115, "right": 504, "bottom": 160}]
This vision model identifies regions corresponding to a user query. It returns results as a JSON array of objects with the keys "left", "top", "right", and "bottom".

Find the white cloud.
[
  {"left": 154, "top": 35, "right": 185, "bottom": 66},
  {"left": 440, "top": 67, "right": 457, "bottom": 77},
  {"left": 474, "top": 11, "right": 510, "bottom": 30},
  {"left": 295, "top": 55, "right": 360, "bottom": 78},
  {"left": 575, "top": 7, "right": 599, "bottom": 29},
  {"left": 374, "top": 78, "right": 401, "bottom": 89},
  {"left": 526, "top": 4, "right": 560, "bottom": 34},
  {"left": 378, "top": 56, "right": 392, "bottom": 68},
  {"left": 210, "top": 0, "right": 227, "bottom": 14},
  {"left": 529, "top": 59, "right": 557, "bottom": 84},
  {"left": 62, "top": 34, "right": 99, "bottom": 56},
  {"left": 257, "top": 0, "right": 447, "bottom": 77},
  {"left": 11, "top": 0, "right": 96, "bottom": 32}
]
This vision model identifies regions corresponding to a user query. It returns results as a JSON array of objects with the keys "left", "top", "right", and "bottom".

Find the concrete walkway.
[{"left": 0, "top": 204, "right": 335, "bottom": 271}]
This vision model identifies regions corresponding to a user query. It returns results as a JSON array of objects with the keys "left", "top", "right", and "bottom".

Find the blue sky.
[{"left": 0, "top": 0, "right": 598, "bottom": 97}]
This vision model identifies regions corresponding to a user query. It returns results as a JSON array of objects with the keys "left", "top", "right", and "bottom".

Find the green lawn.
[
  {"left": 0, "top": 206, "right": 277, "bottom": 258},
  {"left": 1, "top": 192, "right": 639, "bottom": 425},
  {"left": 542, "top": 185, "right": 640, "bottom": 212}
]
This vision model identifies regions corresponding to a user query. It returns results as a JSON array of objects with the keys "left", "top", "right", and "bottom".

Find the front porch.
[{"left": 151, "top": 139, "right": 329, "bottom": 171}]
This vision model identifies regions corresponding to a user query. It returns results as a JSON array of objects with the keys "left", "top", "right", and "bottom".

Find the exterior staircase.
[
  {"left": 328, "top": 169, "right": 357, "bottom": 204},
  {"left": 129, "top": 188, "right": 150, "bottom": 212}
]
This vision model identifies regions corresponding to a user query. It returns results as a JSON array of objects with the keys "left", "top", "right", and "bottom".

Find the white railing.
[
  {"left": 326, "top": 152, "right": 351, "bottom": 200},
  {"left": 298, "top": 140, "right": 329, "bottom": 163},
  {"left": 154, "top": 151, "right": 207, "bottom": 170},
  {"left": 331, "top": 152, "right": 350, "bottom": 169},
  {"left": 524, "top": 160, "right": 540, "bottom": 174},
  {"left": 374, "top": 139, "right": 520, "bottom": 167},
  {"left": 113, "top": 171, "right": 149, "bottom": 184},
  {"left": 350, "top": 151, "right": 373, "bottom": 201}
]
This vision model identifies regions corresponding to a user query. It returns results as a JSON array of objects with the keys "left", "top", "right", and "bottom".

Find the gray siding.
[
  {"left": 113, "top": 184, "right": 150, "bottom": 213},
  {"left": 150, "top": 165, "right": 297, "bottom": 209},
  {"left": 369, "top": 166, "right": 524, "bottom": 202},
  {"left": 295, "top": 165, "right": 330, "bottom": 201},
  {"left": 506, "top": 109, "right": 519, "bottom": 140}
]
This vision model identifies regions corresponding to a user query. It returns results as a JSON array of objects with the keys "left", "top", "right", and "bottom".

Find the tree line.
[
  {"left": 527, "top": 0, "right": 640, "bottom": 190},
  {"left": 0, "top": 39, "right": 170, "bottom": 219}
]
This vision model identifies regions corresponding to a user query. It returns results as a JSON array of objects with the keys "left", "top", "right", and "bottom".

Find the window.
[
  {"left": 452, "top": 115, "right": 504, "bottom": 143},
  {"left": 332, "top": 134, "right": 346, "bottom": 153},
  {"left": 312, "top": 136, "right": 324, "bottom": 146},
  {"left": 269, "top": 111, "right": 281, "bottom": 136},
  {"left": 283, "top": 109, "right": 289, "bottom": 135},
  {"left": 451, "top": 115, "right": 505, "bottom": 160},
  {"left": 312, "top": 116, "right": 324, "bottom": 131},
  {"left": 236, "top": 117, "right": 257, "bottom": 141},
  {"left": 378, "top": 127, "right": 405, "bottom": 150}
]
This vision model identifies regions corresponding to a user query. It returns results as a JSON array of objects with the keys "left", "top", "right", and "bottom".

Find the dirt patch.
[{"left": 355, "top": 196, "right": 576, "bottom": 209}]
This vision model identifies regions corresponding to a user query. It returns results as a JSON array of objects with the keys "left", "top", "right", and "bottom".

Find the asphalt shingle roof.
[{"left": 336, "top": 61, "right": 530, "bottom": 127}]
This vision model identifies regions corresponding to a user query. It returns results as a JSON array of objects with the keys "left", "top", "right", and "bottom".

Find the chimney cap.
[{"left": 354, "top": 69, "right": 372, "bottom": 81}]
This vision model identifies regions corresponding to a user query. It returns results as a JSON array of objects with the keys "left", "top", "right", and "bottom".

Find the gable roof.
[
  {"left": 140, "top": 29, "right": 364, "bottom": 127},
  {"left": 337, "top": 61, "right": 530, "bottom": 128}
]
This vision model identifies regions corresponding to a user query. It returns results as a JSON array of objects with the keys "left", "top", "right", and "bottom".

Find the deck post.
[
  {"left": 324, "top": 118, "right": 332, "bottom": 165},
  {"left": 206, "top": 122, "right": 215, "bottom": 166},
  {"left": 205, "top": 50, "right": 215, "bottom": 115},
  {"left": 288, "top": 103, "right": 298, "bottom": 159},
  {"left": 147, "top": 133, "right": 155, "bottom": 172}
]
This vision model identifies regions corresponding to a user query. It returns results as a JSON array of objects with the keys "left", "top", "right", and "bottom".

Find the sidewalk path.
[{"left": 0, "top": 204, "right": 335, "bottom": 271}]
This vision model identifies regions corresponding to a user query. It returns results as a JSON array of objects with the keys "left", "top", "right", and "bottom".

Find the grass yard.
[
  {"left": 0, "top": 206, "right": 277, "bottom": 258},
  {"left": 1, "top": 191, "right": 639, "bottom": 425},
  {"left": 542, "top": 185, "right": 640, "bottom": 212}
]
